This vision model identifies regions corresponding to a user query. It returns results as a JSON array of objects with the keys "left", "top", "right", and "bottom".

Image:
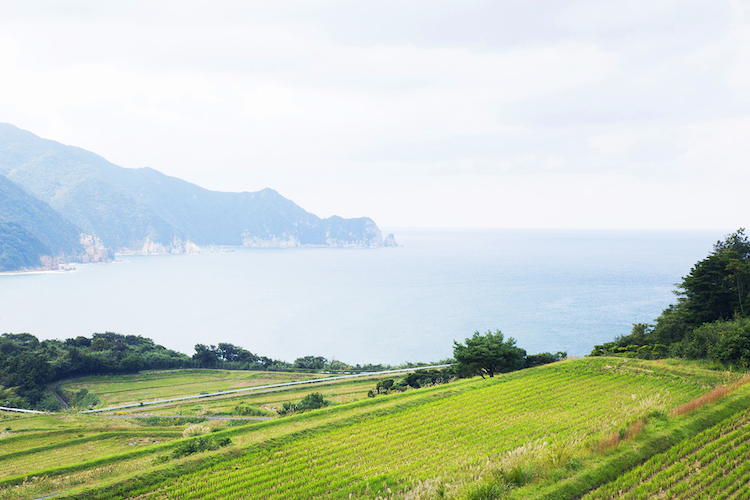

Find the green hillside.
[
  {"left": 1, "top": 357, "right": 747, "bottom": 500},
  {"left": 0, "top": 123, "right": 385, "bottom": 252},
  {"left": 0, "top": 221, "right": 50, "bottom": 271},
  {"left": 582, "top": 399, "right": 750, "bottom": 499},
  {"left": 0, "top": 173, "right": 93, "bottom": 271}
]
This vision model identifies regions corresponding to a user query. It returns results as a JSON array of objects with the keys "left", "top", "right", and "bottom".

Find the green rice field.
[{"left": 1, "top": 358, "right": 748, "bottom": 500}]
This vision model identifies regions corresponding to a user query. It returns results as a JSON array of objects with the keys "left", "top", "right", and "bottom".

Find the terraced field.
[
  {"left": 0, "top": 432, "right": 179, "bottom": 477},
  {"left": 582, "top": 406, "right": 750, "bottom": 500},
  {"left": 59, "top": 369, "right": 337, "bottom": 407},
  {"left": 121, "top": 359, "right": 736, "bottom": 500},
  {"left": 1, "top": 358, "right": 746, "bottom": 500}
]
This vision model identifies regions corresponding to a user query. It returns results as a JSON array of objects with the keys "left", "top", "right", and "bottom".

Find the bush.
[
  {"left": 277, "top": 392, "right": 331, "bottom": 415},
  {"left": 376, "top": 379, "right": 394, "bottom": 394},
  {"left": 706, "top": 318, "right": 750, "bottom": 366},
  {"left": 232, "top": 403, "right": 272, "bottom": 417},
  {"left": 171, "top": 436, "right": 232, "bottom": 459},
  {"left": 37, "top": 391, "right": 62, "bottom": 412},
  {"left": 70, "top": 388, "right": 100, "bottom": 409}
]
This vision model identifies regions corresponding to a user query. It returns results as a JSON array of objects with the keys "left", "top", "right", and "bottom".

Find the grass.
[
  {"left": 90, "top": 358, "right": 734, "bottom": 500},
  {"left": 59, "top": 369, "right": 339, "bottom": 408},
  {"left": 578, "top": 383, "right": 750, "bottom": 500},
  {"left": 1, "top": 358, "right": 747, "bottom": 500}
]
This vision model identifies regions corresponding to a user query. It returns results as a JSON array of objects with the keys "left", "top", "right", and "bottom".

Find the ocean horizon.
[{"left": 0, "top": 228, "right": 731, "bottom": 365}]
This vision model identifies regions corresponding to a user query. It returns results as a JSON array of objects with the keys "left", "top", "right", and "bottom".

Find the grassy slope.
[
  {"left": 580, "top": 389, "right": 750, "bottom": 499},
  {"left": 0, "top": 358, "right": 746, "bottom": 500},
  {"left": 123, "top": 358, "right": 736, "bottom": 500},
  {"left": 59, "top": 369, "right": 341, "bottom": 408}
]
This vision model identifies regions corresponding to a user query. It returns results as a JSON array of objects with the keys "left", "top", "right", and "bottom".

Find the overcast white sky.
[{"left": 1, "top": 0, "right": 749, "bottom": 230}]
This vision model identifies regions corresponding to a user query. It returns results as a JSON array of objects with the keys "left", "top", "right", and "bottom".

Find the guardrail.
[
  {"left": 0, "top": 405, "right": 46, "bottom": 414},
  {"left": 80, "top": 364, "right": 454, "bottom": 414}
]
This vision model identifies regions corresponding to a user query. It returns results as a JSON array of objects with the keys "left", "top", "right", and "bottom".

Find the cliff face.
[{"left": 0, "top": 123, "right": 387, "bottom": 253}]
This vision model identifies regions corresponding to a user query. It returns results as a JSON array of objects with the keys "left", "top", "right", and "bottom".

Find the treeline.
[
  {"left": 592, "top": 229, "right": 750, "bottom": 367},
  {"left": 191, "top": 345, "right": 404, "bottom": 374},
  {"left": 0, "top": 332, "right": 437, "bottom": 411},
  {"left": 0, "top": 332, "right": 193, "bottom": 410}
]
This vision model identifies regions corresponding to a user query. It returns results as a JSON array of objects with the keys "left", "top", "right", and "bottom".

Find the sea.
[{"left": 0, "top": 229, "right": 730, "bottom": 366}]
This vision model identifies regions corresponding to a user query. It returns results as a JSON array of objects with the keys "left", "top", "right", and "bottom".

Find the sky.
[{"left": 1, "top": 0, "right": 749, "bottom": 230}]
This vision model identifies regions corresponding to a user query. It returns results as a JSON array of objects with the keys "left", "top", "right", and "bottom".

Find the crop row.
[
  {"left": 0, "top": 434, "right": 175, "bottom": 477},
  {"left": 582, "top": 409, "right": 750, "bottom": 499},
  {"left": 134, "top": 362, "right": 709, "bottom": 500}
]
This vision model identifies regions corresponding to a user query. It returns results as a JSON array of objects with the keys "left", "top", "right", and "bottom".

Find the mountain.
[
  {"left": 0, "top": 174, "right": 112, "bottom": 272},
  {"left": 0, "top": 123, "right": 386, "bottom": 253}
]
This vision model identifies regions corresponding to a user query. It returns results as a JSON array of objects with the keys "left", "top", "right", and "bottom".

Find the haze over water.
[{"left": 0, "top": 229, "right": 728, "bottom": 365}]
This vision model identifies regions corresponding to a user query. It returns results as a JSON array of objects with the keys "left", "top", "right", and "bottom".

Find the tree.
[
  {"left": 677, "top": 229, "right": 750, "bottom": 326},
  {"left": 591, "top": 229, "right": 750, "bottom": 362},
  {"left": 453, "top": 330, "right": 526, "bottom": 378},
  {"left": 293, "top": 356, "right": 327, "bottom": 371},
  {"left": 192, "top": 344, "right": 219, "bottom": 367}
]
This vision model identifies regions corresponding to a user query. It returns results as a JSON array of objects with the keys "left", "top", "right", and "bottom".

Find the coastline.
[{"left": 0, "top": 266, "right": 77, "bottom": 277}]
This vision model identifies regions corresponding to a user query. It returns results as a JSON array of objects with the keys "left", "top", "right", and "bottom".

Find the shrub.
[
  {"left": 37, "top": 391, "right": 62, "bottom": 411},
  {"left": 232, "top": 403, "right": 272, "bottom": 417},
  {"left": 70, "top": 388, "right": 100, "bottom": 409},
  {"left": 171, "top": 436, "right": 232, "bottom": 459},
  {"left": 277, "top": 392, "right": 331, "bottom": 415}
]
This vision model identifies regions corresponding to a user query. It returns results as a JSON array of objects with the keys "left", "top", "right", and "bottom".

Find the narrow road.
[{"left": 80, "top": 364, "right": 453, "bottom": 414}]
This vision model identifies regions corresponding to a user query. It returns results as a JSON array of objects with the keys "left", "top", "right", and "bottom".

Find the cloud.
[{"left": 0, "top": 1, "right": 748, "bottom": 229}]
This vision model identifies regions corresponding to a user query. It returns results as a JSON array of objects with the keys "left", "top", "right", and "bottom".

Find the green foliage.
[
  {"left": 465, "top": 481, "right": 510, "bottom": 500},
  {"left": 169, "top": 436, "right": 232, "bottom": 459},
  {"left": 192, "top": 343, "right": 288, "bottom": 370},
  {"left": 0, "top": 173, "right": 88, "bottom": 272},
  {"left": 36, "top": 391, "right": 62, "bottom": 412},
  {"left": 231, "top": 403, "right": 272, "bottom": 417},
  {"left": 679, "top": 317, "right": 750, "bottom": 366},
  {"left": 277, "top": 392, "right": 332, "bottom": 415},
  {"left": 376, "top": 378, "right": 394, "bottom": 394},
  {"left": 369, "top": 368, "right": 459, "bottom": 398},
  {"left": 293, "top": 355, "right": 327, "bottom": 371},
  {"left": 0, "top": 332, "right": 190, "bottom": 409},
  {"left": 525, "top": 351, "right": 567, "bottom": 368},
  {"left": 592, "top": 229, "right": 750, "bottom": 365},
  {"left": 0, "top": 222, "right": 48, "bottom": 271},
  {"left": 70, "top": 388, "right": 100, "bottom": 409},
  {"left": 135, "top": 416, "right": 207, "bottom": 427},
  {"left": 454, "top": 330, "right": 526, "bottom": 378},
  {"left": 0, "top": 385, "right": 24, "bottom": 408}
]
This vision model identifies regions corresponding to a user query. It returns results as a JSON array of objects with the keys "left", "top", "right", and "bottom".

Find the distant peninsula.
[{"left": 0, "top": 123, "right": 396, "bottom": 272}]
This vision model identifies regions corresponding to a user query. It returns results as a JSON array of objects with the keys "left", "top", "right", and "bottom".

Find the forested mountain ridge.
[
  {"left": 0, "top": 174, "right": 112, "bottom": 272},
  {"left": 0, "top": 123, "right": 389, "bottom": 253}
]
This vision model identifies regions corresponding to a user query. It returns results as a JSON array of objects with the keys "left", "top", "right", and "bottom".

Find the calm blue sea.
[{"left": 0, "top": 229, "right": 729, "bottom": 365}]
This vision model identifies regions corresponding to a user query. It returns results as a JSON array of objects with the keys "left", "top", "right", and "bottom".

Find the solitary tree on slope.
[{"left": 453, "top": 330, "right": 526, "bottom": 378}]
